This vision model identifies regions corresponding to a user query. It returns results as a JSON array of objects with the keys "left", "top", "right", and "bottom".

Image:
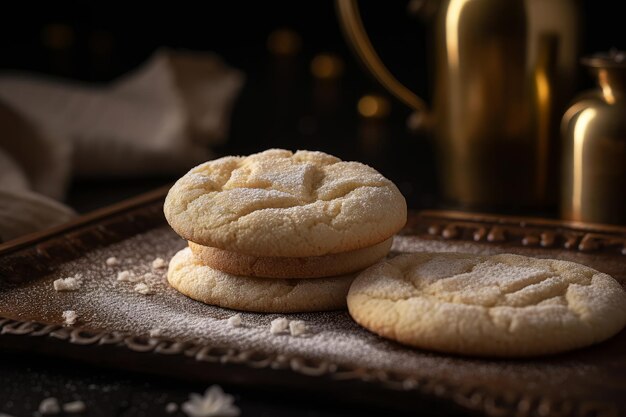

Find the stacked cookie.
[{"left": 164, "top": 149, "right": 407, "bottom": 313}]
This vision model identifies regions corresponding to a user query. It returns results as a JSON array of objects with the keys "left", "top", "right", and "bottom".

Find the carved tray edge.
[
  {"left": 413, "top": 210, "right": 626, "bottom": 256},
  {"left": 0, "top": 186, "right": 171, "bottom": 255},
  {"left": 1, "top": 317, "right": 619, "bottom": 417}
]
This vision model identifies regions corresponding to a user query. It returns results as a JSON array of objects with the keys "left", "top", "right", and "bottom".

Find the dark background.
[
  {"left": 0, "top": 2, "right": 624, "bottom": 416},
  {"left": 0, "top": 1, "right": 622, "bottom": 214}
]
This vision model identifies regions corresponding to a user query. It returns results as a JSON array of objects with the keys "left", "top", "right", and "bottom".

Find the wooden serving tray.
[{"left": 1, "top": 188, "right": 625, "bottom": 417}]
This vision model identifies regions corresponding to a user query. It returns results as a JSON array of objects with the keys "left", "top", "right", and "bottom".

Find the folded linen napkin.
[{"left": 0, "top": 49, "right": 244, "bottom": 242}]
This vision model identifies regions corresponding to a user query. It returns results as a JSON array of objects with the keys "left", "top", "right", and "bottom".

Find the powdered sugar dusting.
[{"left": 0, "top": 227, "right": 602, "bottom": 391}]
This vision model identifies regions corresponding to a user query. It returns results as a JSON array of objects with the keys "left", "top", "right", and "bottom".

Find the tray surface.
[{"left": 1, "top": 191, "right": 625, "bottom": 417}]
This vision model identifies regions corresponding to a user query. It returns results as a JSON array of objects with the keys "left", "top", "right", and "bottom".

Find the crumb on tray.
[
  {"left": 270, "top": 317, "right": 289, "bottom": 334},
  {"left": 105, "top": 256, "right": 120, "bottom": 266},
  {"left": 227, "top": 314, "right": 242, "bottom": 327},
  {"left": 38, "top": 397, "right": 60, "bottom": 415},
  {"left": 53, "top": 275, "right": 83, "bottom": 292},
  {"left": 289, "top": 320, "right": 307, "bottom": 337},
  {"left": 117, "top": 270, "right": 135, "bottom": 282},
  {"left": 62, "top": 400, "right": 86, "bottom": 413},
  {"left": 134, "top": 283, "right": 153, "bottom": 295},
  {"left": 152, "top": 257, "right": 168, "bottom": 270},
  {"left": 62, "top": 310, "right": 78, "bottom": 326},
  {"left": 165, "top": 402, "right": 178, "bottom": 413}
]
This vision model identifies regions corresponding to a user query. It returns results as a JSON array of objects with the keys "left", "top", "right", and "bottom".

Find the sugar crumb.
[
  {"left": 270, "top": 317, "right": 289, "bottom": 334},
  {"left": 117, "top": 270, "right": 139, "bottom": 282},
  {"left": 289, "top": 320, "right": 307, "bottom": 337},
  {"left": 53, "top": 275, "right": 82, "bottom": 292},
  {"left": 62, "top": 400, "right": 86, "bottom": 413},
  {"left": 105, "top": 256, "right": 119, "bottom": 266},
  {"left": 165, "top": 402, "right": 178, "bottom": 413},
  {"left": 141, "top": 272, "right": 157, "bottom": 282},
  {"left": 38, "top": 397, "right": 60, "bottom": 414},
  {"left": 62, "top": 310, "right": 78, "bottom": 326},
  {"left": 149, "top": 328, "right": 162, "bottom": 337},
  {"left": 134, "top": 283, "right": 153, "bottom": 295},
  {"left": 182, "top": 386, "right": 239, "bottom": 417},
  {"left": 152, "top": 257, "right": 168, "bottom": 269},
  {"left": 227, "top": 314, "right": 242, "bottom": 327}
]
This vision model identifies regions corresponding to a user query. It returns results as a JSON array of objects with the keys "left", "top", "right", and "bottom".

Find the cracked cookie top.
[
  {"left": 164, "top": 149, "right": 407, "bottom": 257},
  {"left": 347, "top": 252, "right": 626, "bottom": 357}
]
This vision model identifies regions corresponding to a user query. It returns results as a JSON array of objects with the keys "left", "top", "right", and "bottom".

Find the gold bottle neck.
[
  {"left": 595, "top": 69, "right": 625, "bottom": 103},
  {"left": 582, "top": 52, "right": 626, "bottom": 104}
]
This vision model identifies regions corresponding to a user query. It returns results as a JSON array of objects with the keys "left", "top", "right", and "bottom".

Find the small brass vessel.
[{"left": 561, "top": 51, "right": 626, "bottom": 225}]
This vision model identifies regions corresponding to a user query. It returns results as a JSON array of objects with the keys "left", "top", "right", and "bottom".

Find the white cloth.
[{"left": 0, "top": 49, "right": 244, "bottom": 242}]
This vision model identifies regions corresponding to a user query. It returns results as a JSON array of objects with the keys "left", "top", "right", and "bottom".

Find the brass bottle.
[
  {"left": 337, "top": 0, "right": 581, "bottom": 211},
  {"left": 561, "top": 51, "right": 626, "bottom": 225}
]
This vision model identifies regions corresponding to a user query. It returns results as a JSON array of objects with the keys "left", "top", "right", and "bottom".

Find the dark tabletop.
[{"left": 0, "top": 350, "right": 480, "bottom": 417}]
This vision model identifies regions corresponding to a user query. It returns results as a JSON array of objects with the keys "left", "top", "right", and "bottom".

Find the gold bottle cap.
[
  {"left": 582, "top": 50, "right": 626, "bottom": 103},
  {"left": 581, "top": 49, "right": 626, "bottom": 69}
]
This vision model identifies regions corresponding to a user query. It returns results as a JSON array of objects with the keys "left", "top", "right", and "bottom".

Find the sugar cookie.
[
  {"left": 188, "top": 238, "right": 392, "bottom": 279},
  {"left": 347, "top": 252, "right": 626, "bottom": 357},
  {"left": 168, "top": 248, "right": 354, "bottom": 313},
  {"left": 164, "top": 149, "right": 406, "bottom": 257}
]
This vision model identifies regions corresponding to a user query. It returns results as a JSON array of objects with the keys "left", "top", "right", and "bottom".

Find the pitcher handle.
[{"left": 336, "top": 0, "right": 429, "bottom": 114}]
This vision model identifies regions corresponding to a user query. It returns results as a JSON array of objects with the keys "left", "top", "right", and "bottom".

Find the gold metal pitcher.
[{"left": 337, "top": 0, "right": 580, "bottom": 210}]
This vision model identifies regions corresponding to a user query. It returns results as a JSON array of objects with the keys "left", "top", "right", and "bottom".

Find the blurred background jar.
[{"left": 561, "top": 51, "right": 626, "bottom": 225}]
